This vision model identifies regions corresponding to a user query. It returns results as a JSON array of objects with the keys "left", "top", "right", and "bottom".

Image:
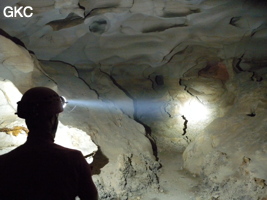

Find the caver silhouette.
[{"left": 0, "top": 87, "right": 98, "bottom": 200}]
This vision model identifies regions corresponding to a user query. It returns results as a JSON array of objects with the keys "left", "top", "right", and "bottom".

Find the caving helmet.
[{"left": 16, "top": 87, "right": 67, "bottom": 119}]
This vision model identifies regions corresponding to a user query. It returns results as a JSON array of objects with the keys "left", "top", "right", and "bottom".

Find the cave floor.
[{"left": 141, "top": 149, "right": 201, "bottom": 200}]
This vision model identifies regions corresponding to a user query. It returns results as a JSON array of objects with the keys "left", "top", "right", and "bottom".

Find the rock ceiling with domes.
[
  {"left": 1, "top": 0, "right": 267, "bottom": 199},
  {"left": 1, "top": 0, "right": 266, "bottom": 66}
]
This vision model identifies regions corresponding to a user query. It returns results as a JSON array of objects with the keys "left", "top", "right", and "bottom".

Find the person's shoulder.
[
  {"left": 0, "top": 154, "right": 5, "bottom": 162},
  {"left": 52, "top": 143, "right": 84, "bottom": 157}
]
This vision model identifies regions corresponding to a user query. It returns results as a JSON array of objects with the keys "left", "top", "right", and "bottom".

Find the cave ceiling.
[{"left": 0, "top": 0, "right": 266, "bottom": 68}]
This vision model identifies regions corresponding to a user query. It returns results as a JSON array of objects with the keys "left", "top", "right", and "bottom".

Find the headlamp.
[{"left": 60, "top": 96, "right": 68, "bottom": 108}]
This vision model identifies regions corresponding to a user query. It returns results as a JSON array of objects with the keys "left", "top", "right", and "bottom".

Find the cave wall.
[{"left": 1, "top": 0, "right": 267, "bottom": 199}]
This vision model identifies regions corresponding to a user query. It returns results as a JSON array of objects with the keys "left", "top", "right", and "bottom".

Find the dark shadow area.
[
  {"left": 91, "top": 147, "right": 109, "bottom": 175},
  {"left": 46, "top": 13, "right": 84, "bottom": 31},
  {"left": 142, "top": 24, "right": 188, "bottom": 33},
  {"left": 141, "top": 122, "right": 159, "bottom": 161},
  {"left": 0, "top": 29, "right": 35, "bottom": 54},
  {"left": 181, "top": 115, "right": 188, "bottom": 136},
  {"left": 247, "top": 112, "right": 256, "bottom": 117},
  {"left": 0, "top": 29, "right": 26, "bottom": 48}
]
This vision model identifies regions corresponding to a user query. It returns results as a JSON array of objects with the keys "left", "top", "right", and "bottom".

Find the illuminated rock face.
[
  {"left": 0, "top": 79, "right": 97, "bottom": 164},
  {"left": 183, "top": 72, "right": 267, "bottom": 199},
  {"left": 1, "top": 0, "right": 267, "bottom": 199}
]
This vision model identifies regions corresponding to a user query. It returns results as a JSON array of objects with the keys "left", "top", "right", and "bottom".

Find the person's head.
[{"left": 16, "top": 87, "right": 66, "bottom": 140}]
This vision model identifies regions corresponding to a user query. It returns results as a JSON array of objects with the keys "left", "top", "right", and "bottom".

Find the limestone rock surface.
[
  {"left": 183, "top": 72, "right": 267, "bottom": 199},
  {"left": 1, "top": 0, "right": 267, "bottom": 199}
]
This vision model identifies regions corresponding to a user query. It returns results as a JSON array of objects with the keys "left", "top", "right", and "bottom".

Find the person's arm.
[{"left": 76, "top": 151, "right": 99, "bottom": 200}]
